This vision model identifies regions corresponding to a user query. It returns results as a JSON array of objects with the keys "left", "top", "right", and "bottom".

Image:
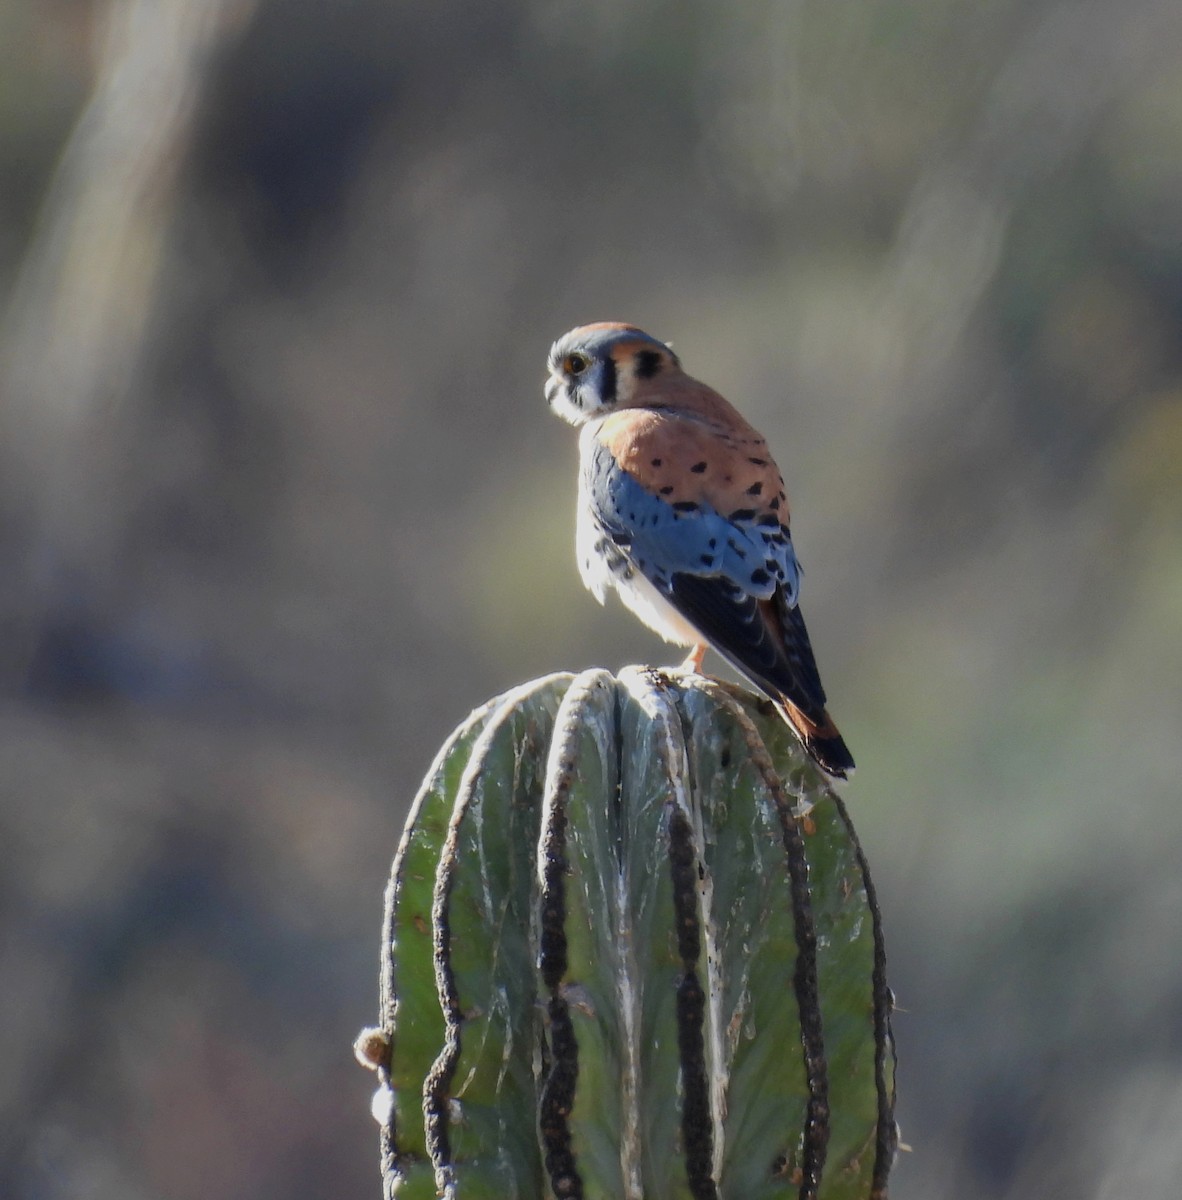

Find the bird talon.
[{"left": 680, "top": 644, "right": 707, "bottom": 674}]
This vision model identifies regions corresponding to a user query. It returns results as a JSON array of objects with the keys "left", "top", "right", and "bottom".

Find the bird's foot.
[{"left": 679, "top": 643, "right": 707, "bottom": 674}]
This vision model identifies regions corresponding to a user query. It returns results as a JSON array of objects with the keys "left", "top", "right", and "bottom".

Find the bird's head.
[{"left": 545, "top": 323, "right": 680, "bottom": 426}]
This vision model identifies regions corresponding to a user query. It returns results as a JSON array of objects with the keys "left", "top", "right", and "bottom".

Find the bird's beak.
[{"left": 544, "top": 374, "right": 561, "bottom": 407}]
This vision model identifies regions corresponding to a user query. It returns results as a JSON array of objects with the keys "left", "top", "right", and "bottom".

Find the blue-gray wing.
[
  {"left": 585, "top": 438, "right": 832, "bottom": 716},
  {"left": 585, "top": 438, "right": 801, "bottom": 601}
]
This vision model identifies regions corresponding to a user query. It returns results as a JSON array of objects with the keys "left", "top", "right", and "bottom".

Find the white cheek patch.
[
  {"left": 549, "top": 386, "right": 589, "bottom": 426},
  {"left": 550, "top": 372, "right": 620, "bottom": 424}
]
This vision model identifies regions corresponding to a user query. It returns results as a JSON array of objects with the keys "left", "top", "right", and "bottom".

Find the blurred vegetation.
[{"left": 0, "top": 1, "right": 1180, "bottom": 1198}]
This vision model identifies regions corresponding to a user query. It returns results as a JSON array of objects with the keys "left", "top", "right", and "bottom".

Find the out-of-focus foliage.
[{"left": 0, "top": 1, "right": 1179, "bottom": 1198}]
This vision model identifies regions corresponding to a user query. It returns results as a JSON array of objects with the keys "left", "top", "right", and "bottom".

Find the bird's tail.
[{"left": 775, "top": 697, "right": 855, "bottom": 780}]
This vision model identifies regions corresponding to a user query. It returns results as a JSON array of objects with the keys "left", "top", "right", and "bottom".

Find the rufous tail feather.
[{"left": 775, "top": 698, "right": 855, "bottom": 780}]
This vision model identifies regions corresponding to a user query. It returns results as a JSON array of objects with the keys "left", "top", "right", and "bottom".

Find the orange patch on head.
[{"left": 577, "top": 321, "right": 644, "bottom": 335}]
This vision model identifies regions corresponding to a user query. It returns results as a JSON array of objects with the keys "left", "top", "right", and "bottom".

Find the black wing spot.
[
  {"left": 746, "top": 481, "right": 763, "bottom": 496},
  {"left": 651, "top": 457, "right": 663, "bottom": 467},
  {"left": 769, "top": 497, "right": 781, "bottom": 511},
  {"left": 691, "top": 461, "right": 708, "bottom": 474},
  {"left": 699, "top": 554, "right": 714, "bottom": 566},
  {"left": 660, "top": 486, "right": 675, "bottom": 495},
  {"left": 728, "top": 508, "right": 756, "bottom": 522},
  {"left": 673, "top": 501, "right": 699, "bottom": 513},
  {"left": 635, "top": 349, "right": 663, "bottom": 379},
  {"left": 748, "top": 457, "right": 768, "bottom": 466},
  {"left": 756, "top": 513, "right": 779, "bottom": 528},
  {"left": 750, "top": 568, "right": 771, "bottom": 587}
]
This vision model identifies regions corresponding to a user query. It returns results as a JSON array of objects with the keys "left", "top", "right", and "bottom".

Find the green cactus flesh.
[{"left": 374, "top": 668, "right": 895, "bottom": 1200}]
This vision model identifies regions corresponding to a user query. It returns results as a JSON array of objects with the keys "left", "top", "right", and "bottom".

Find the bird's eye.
[{"left": 565, "top": 352, "right": 590, "bottom": 376}]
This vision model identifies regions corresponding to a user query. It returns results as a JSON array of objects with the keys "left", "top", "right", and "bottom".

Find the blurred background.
[{"left": 1, "top": 0, "right": 1180, "bottom": 1196}]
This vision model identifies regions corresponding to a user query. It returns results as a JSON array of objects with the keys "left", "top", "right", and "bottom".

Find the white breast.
[{"left": 611, "top": 568, "right": 701, "bottom": 648}]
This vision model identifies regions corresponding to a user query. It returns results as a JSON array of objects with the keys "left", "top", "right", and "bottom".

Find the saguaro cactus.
[{"left": 357, "top": 667, "right": 896, "bottom": 1200}]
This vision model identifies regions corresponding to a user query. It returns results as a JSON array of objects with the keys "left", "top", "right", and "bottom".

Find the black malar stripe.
[{"left": 599, "top": 351, "right": 618, "bottom": 406}]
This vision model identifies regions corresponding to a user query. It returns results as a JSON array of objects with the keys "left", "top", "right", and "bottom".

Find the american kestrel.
[{"left": 546, "top": 322, "right": 855, "bottom": 779}]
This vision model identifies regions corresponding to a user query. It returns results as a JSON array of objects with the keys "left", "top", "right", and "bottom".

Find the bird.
[{"left": 545, "top": 322, "right": 854, "bottom": 779}]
